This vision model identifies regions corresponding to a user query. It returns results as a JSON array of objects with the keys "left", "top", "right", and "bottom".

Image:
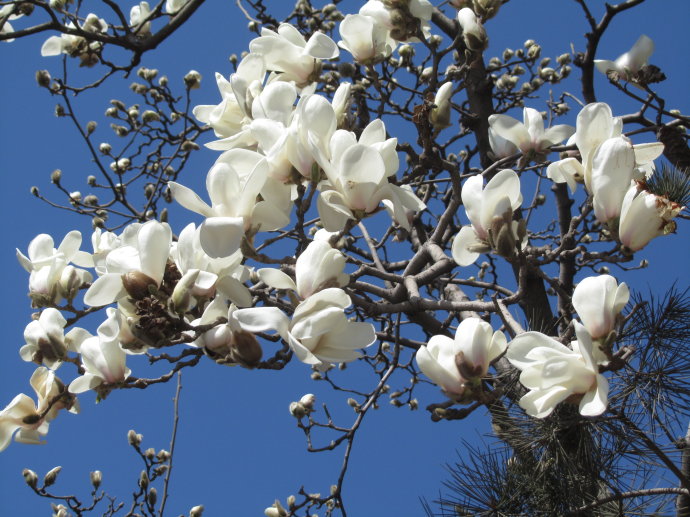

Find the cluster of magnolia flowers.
[{"left": 416, "top": 274, "right": 629, "bottom": 418}]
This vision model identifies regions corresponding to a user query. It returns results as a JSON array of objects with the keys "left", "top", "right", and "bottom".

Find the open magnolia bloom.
[
  {"left": 0, "top": 367, "right": 77, "bottom": 451},
  {"left": 415, "top": 318, "right": 507, "bottom": 400},
  {"left": 84, "top": 221, "right": 172, "bottom": 306},
  {"left": 594, "top": 34, "right": 654, "bottom": 81},
  {"left": 69, "top": 309, "right": 132, "bottom": 393},
  {"left": 488, "top": 126, "right": 519, "bottom": 160},
  {"left": 258, "top": 231, "right": 350, "bottom": 301},
  {"left": 234, "top": 288, "right": 376, "bottom": 369},
  {"left": 20, "top": 308, "right": 90, "bottom": 370},
  {"left": 506, "top": 322, "right": 609, "bottom": 419},
  {"left": 191, "top": 298, "right": 263, "bottom": 368},
  {"left": 311, "top": 119, "right": 424, "bottom": 232},
  {"left": 248, "top": 23, "right": 339, "bottom": 88},
  {"left": 129, "top": 2, "right": 152, "bottom": 35},
  {"left": 40, "top": 14, "right": 108, "bottom": 60},
  {"left": 618, "top": 183, "right": 683, "bottom": 251},
  {"left": 572, "top": 275, "right": 629, "bottom": 341},
  {"left": 452, "top": 169, "right": 524, "bottom": 266},
  {"left": 574, "top": 103, "right": 664, "bottom": 191},
  {"left": 488, "top": 107, "right": 574, "bottom": 158},
  {"left": 359, "top": 0, "right": 433, "bottom": 42},
  {"left": 17, "top": 231, "right": 92, "bottom": 307},
  {"left": 338, "top": 13, "right": 397, "bottom": 64},
  {"left": 170, "top": 223, "right": 252, "bottom": 308},
  {"left": 170, "top": 149, "right": 289, "bottom": 258}
]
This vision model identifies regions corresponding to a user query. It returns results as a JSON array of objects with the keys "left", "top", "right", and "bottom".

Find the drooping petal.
[{"left": 199, "top": 217, "right": 244, "bottom": 259}]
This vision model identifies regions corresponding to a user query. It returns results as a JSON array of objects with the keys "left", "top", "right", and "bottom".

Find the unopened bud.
[
  {"left": 43, "top": 466, "right": 62, "bottom": 487},
  {"left": 86, "top": 121, "right": 97, "bottom": 135},
  {"left": 299, "top": 394, "right": 315, "bottom": 410},
  {"left": 144, "top": 447, "right": 156, "bottom": 459},
  {"left": 142, "top": 110, "right": 160, "bottom": 123},
  {"left": 36, "top": 70, "right": 52, "bottom": 88},
  {"left": 147, "top": 487, "right": 158, "bottom": 506},
  {"left": 127, "top": 429, "right": 142, "bottom": 447},
  {"left": 55, "top": 104, "right": 65, "bottom": 117},
  {"left": 139, "top": 471, "right": 149, "bottom": 489},
  {"left": 184, "top": 70, "right": 202, "bottom": 90},
  {"left": 51, "top": 169, "right": 62, "bottom": 184},
  {"left": 157, "top": 450, "right": 170, "bottom": 462},
  {"left": 289, "top": 401, "right": 307, "bottom": 419},
  {"left": 189, "top": 505, "right": 204, "bottom": 517},
  {"left": 23, "top": 469, "right": 38, "bottom": 488},
  {"left": 99, "top": 142, "right": 112, "bottom": 154},
  {"left": 230, "top": 331, "right": 263, "bottom": 368},
  {"left": 90, "top": 470, "right": 102, "bottom": 489}
]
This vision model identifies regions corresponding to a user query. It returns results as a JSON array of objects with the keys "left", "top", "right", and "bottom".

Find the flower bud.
[
  {"left": 99, "top": 142, "right": 112, "bottom": 154},
  {"left": 142, "top": 110, "right": 160, "bottom": 123},
  {"left": 144, "top": 447, "right": 156, "bottom": 459},
  {"left": 289, "top": 401, "right": 307, "bottom": 419},
  {"left": 299, "top": 394, "right": 315, "bottom": 410},
  {"left": 23, "top": 469, "right": 38, "bottom": 488},
  {"left": 189, "top": 505, "right": 204, "bottom": 517},
  {"left": 184, "top": 70, "right": 202, "bottom": 90},
  {"left": 36, "top": 70, "right": 52, "bottom": 88},
  {"left": 86, "top": 121, "right": 97, "bottom": 135},
  {"left": 90, "top": 470, "right": 102, "bottom": 489},
  {"left": 128, "top": 429, "right": 142, "bottom": 447},
  {"left": 170, "top": 269, "right": 199, "bottom": 314},
  {"left": 139, "top": 470, "right": 149, "bottom": 489},
  {"left": 51, "top": 169, "right": 62, "bottom": 184},
  {"left": 43, "top": 466, "right": 62, "bottom": 487},
  {"left": 55, "top": 104, "right": 66, "bottom": 117},
  {"left": 147, "top": 487, "right": 158, "bottom": 506}
]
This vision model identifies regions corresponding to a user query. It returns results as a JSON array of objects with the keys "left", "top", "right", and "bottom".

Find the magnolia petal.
[
  {"left": 68, "top": 373, "right": 102, "bottom": 394},
  {"left": 541, "top": 124, "right": 576, "bottom": 147},
  {"left": 83, "top": 273, "right": 126, "bottom": 307},
  {"left": 234, "top": 307, "right": 290, "bottom": 339},
  {"left": 519, "top": 386, "right": 570, "bottom": 418},
  {"left": 304, "top": 31, "right": 339, "bottom": 59},
  {"left": 257, "top": 268, "right": 297, "bottom": 291},
  {"left": 451, "top": 226, "right": 483, "bottom": 267},
  {"left": 169, "top": 182, "right": 214, "bottom": 217},
  {"left": 199, "top": 217, "right": 244, "bottom": 259},
  {"left": 41, "top": 36, "right": 64, "bottom": 56},
  {"left": 215, "top": 276, "right": 252, "bottom": 307},
  {"left": 594, "top": 59, "right": 617, "bottom": 74},
  {"left": 416, "top": 344, "right": 464, "bottom": 395},
  {"left": 579, "top": 375, "right": 609, "bottom": 416},
  {"left": 488, "top": 114, "right": 530, "bottom": 150},
  {"left": 138, "top": 221, "right": 171, "bottom": 285},
  {"left": 317, "top": 190, "right": 353, "bottom": 232},
  {"left": 506, "top": 332, "right": 570, "bottom": 370},
  {"left": 633, "top": 142, "right": 664, "bottom": 165}
]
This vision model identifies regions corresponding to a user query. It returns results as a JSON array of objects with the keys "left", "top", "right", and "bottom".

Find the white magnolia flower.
[
  {"left": 170, "top": 150, "right": 287, "bottom": 258},
  {"left": 17, "top": 231, "right": 92, "bottom": 306},
  {"left": 360, "top": 0, "right": 433, "bottom": 42},
  {"left": 83, "top": 220, "right": 172, "bottom": 306},
  {"left": 451, "top": 169, "right": 523, "bottom": 266},
  {"left": 310, "top": 119, "right": 424, "bottom": 232},
  {"left": 488, "top": 107, "right": 574, "bottom": 157},
  {"left": 249, "top": 23, "right": 339, "bottom": 87},
  {"left": 69, "top": 309, "right": 132, "bottom": 393},
  {"left": 171, "top": 223, "right": 252, "bottom": 307},
  {"left": 618, "top": 184, "right": 683, "bottom": 251},
  {"left": 589, "top": 136, "right": 636, "bottom": 224},
  {"left": 574, "top": 102, "right": 664, "bottom": 192},
  {"left": 572, "top": 275, "right": 629, "bottom": 342},
  {"left": 416, "top": 318, "right": 507, "bottom": 399},
  {"left": 191, "top": 298, "right": 263, "bottom": 367},
  {"left": 234, "top": 288, "right": 375, "bottom": 368},
  {"left": 20, "top": 309, "right": 89, "bottom": 370},
  {"left": 506, "top": 322, "right": 609, "bottom": 419},
  {"left": 338, "top": 14, "right": 396, "bottom": 64},
  {"left": 0, "top": 367, "right": 76, "bottom": 451},
  {"left": 546, "top": 157, "right": 583, "bottom": 193},
  {"left": 129, "top": 2, "right": 152, "bottom": 35},
  {"left": 457, "top": 8, "right": 487, "bottom": 51},
  {"left": 41, "top": 14, "right": 108, "bottom": 57},
  {"left": 488, "top": 126, "right": 519, "bottom": 160},
  {"left": 594, "top": 35, "right": 654, "bottom": 81},
  {"left": 258, "top": 230, "right": 349, "bottom": 300}
]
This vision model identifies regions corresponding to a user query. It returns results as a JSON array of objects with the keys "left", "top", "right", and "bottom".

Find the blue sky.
[{"left": 1, "top": 1, "right": 689, "bottom": 515}]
